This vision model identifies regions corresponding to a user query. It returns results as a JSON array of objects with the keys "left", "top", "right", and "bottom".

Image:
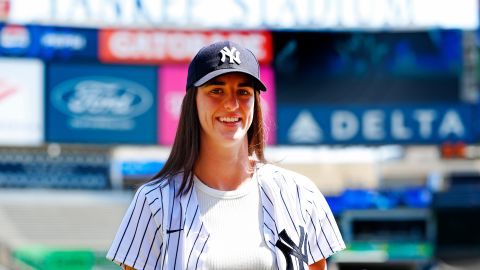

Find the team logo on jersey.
[
  {"left": 220, "top": 46, "right": 241, "bottom": 64},
  {"left": 275, "top": 226, "right": 308, "bottom": 270}
]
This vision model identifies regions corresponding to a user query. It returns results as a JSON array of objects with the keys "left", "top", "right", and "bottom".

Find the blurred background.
[{"left": 0, "top": 0, "right": 479, "bottom": 269}]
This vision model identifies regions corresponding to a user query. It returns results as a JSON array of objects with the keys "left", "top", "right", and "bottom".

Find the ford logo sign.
[{"left": 51, "top": 76, "right": 153, "bottom": 119}]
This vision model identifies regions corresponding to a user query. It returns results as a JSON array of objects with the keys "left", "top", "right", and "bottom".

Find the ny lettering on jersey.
[
  {"left": 276, "top": 227, "right": 308, "bottom": 270},
  {"left": 220, "top": 46, "right": 241, "bottom": 64}
]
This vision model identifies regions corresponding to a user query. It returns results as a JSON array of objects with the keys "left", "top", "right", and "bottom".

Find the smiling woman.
[
  {"left": 196, "top": 73, "right": 255, "bottom": 145},
  {"left": 106, "top": 40, "right": 345, "bottom": 270}
]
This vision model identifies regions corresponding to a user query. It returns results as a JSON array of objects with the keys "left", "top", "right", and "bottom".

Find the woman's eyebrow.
[{"left": 238, "top": 82, "right": 254, "bottom": 87}]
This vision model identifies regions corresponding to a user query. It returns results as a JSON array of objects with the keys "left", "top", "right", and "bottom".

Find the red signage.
[
  {"left": 0, "top": 78, "right": 17, "bottom": 101},
  {"left": 99, "top": 30, "right": 272, "bottom": 65},
  {"left": 0, "top": 0, "right": 9, "bottom": 20}
]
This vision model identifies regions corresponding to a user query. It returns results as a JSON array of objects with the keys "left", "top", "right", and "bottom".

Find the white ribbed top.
[{"left": 194, "top": 174, "right": 276, "bottom": 270}]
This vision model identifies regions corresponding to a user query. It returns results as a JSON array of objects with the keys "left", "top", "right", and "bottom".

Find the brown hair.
[{"left": 150, "top": 87, "right": 267, "bottom": 196}]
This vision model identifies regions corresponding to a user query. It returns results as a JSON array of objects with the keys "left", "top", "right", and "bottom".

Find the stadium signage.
[
  {"left": 51, "top": 76, "right": 153, "bottom": 129},
  {"left": 0, "top": 24, "right": 98, "bottom": 59},
  {"left": 8, "top": 0, "right": 476, "bottom": 29},
  {"left": 41, "top": 32, "right": 86, "bottom": 50},
  {"left": 0, "top": 77, "right": 17, "bottom": 101},
  {"left": 278, "top": 104, "right": 474, "bottom": 145},
  {"left": 99, "top": 30, "right": 272, "bottom": 64},
  {"left": 0, "top": 1, "right": 9, "bottom": 20},
  {"left": 0, "top": 58, "right": 44, "bottom": 146},
  {"left": 36, "top": 26, "right": 98, "bottom": 60},
  {"left": 0, "top": 24, "right": 32, "bottom": 56},
  {"left": 47, "top": 63, "right": 157, "bottom": 144}
]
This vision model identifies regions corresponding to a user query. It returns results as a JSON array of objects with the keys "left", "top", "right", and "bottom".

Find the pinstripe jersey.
[{"left": 107, "top": 163, "right": 345, "bottom": 270}]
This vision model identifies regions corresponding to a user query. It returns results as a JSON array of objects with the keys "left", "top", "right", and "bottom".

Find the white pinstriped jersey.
[{"left": 107, "top": 163, "right": 345, "bottom": 270}]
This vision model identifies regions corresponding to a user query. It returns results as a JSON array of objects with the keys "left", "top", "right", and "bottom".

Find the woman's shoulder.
[
  {"left": 135, "top": 173, "right": 182, "bottom": 200},
  {"left": 257, "top": 163, "right": 318, "bottom": 192}
]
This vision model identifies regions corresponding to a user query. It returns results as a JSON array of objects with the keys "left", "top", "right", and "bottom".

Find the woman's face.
[{"left": 196, "top": 72, "right": 255, "bottom": 145}]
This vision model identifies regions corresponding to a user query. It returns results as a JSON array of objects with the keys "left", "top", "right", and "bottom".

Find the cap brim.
[{"left": 193, "top": 69, "right": 267, "bottom": 91}]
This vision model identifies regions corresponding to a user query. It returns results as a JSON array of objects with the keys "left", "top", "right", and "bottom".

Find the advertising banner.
[
  {"left": 35, "top": 25, "right": 97, "bottom": 60},
  {"left": 46, "top": 63, "right": 157, "bottom": 144},
  {"left": 278, "top": 104, "right": 474, "bottom": 145},
  {"left": 99, "top": 30, "right": 272, "bottom": 65},
  {"left": 6, "top": 0, "right": 478, "bottom": 30},
  {"left": 158, "top": 65, "right": 276, "bottom": 145},
  {"left": 0, "top": 0, "right": 9, "bottom": 20},
  {"left": 274, "top": 30, "right": 462, "bottom": 105},
  {"left": 0, "top": 58, "right": 43, "bottom": 145},
  {"left": 0, "top": 24, "right": 38, "bottom": 56},
  {"left": 0, "top": 24, "right": 97, "bottom": 59}
]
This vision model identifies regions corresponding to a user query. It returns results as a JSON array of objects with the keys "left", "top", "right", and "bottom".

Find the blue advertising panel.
[
  {"left": 278, "top": 104, "right": 474, "bottom": 145},
  {"left": 0, "top": 24, "right": 97, "bottom": 60},
  {"left": 34, "top": 25, "right": 98, "bottom": 60},
  {"left": 0, "top": 24, "right": 39, "bottom": 57},
  {"left": 46, "top": 63, "right": 157, "bottom": 144}
]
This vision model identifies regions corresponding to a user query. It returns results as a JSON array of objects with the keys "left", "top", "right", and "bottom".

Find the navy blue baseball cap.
[{"left": 186, "top": 40, "right": 267, "bottom": 91}]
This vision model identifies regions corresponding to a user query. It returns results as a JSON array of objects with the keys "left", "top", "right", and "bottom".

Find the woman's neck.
[{"left": 194, "top": 138, "right": 254, "bottom": 191}]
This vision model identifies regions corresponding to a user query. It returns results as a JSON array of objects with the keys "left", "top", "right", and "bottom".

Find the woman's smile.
[{"left": 217, "top": 116, "right": 242, "bottom": 127}]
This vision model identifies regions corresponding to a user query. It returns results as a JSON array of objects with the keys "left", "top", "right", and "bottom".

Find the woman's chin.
[{"left": 217, "top": 132, "right": 247, "bottom": 144}]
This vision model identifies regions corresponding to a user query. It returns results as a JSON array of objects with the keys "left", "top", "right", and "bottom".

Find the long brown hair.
[{"left": 150, "top": 87, "right": 267, "bottom": 196}]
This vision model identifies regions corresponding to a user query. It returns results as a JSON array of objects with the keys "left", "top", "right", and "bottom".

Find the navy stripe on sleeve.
[
  {"left": 148, "top": 197, "right": 159, "bottom": 206},
  {"left": 307, "top": 242, "right": 315, "bottom": 262},
  {"left": 262, "top": 206, "right": 279, "bottom": 234},
  {"left": 186, "top": 206, "right": 199, "bottom": 237},
  {"left": 280, "top": 190, "right": 299, "bottom": 235},
  {"left": 306, "top": 210, "right": 325, "bottom": 258},
  {"left": 195, "top": 234, "right": 210, "bottom": 270},
  {"left": 161, "top": 184, "right": 176, "bottom": 269},
  {"left": 296, "top": 185, "right": 307, "bottom": 223},
  {"left": 143, "top": 226, "right": 161, "bottom": 269},
  {"left": 320, "top": 221, "right": 334, "bottom": 253},
  {"left": 153, "top": 242, "right": 163, "bottom": 269},
  {"left": 311, "top": 198, "right": 342, "bottom": 245},
  {"left": 123, "top": 196, "right": 148, "bottom": 264},
  {"left": 132, "top": 213, "right": 153, "bottom": 267},
  {"left": 173, "top": 200, "right": 183, "bottom": 269},
  {"left": 264, "top": 223, "right": 276, "bottom": 236},
  {"left": 153, "top": 206, "right": 162, "bottom": 217},
  {"left": 112, "top": 185, "right": 146, "bottom": 260},
  {"left": 259, "top": 185, "right": 274, "bottom": 206},
  {"left": 187, "top": 223, "right": 204, "bottom": 268}
]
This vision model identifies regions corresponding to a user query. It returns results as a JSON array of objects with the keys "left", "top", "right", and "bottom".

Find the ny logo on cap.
[{"left": 220, "top": 46, "right": 241, "bottom": 64}]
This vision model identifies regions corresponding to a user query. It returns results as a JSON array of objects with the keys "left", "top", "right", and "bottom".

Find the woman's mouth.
[
  {"left": 218, "top": 117, "right": 242, "bottom": 126},
  {"left": 219, "top": 117, "right": 240, "bottom": 123}
]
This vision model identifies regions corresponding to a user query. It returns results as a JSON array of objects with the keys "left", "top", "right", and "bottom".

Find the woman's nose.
[{"left": 224, "top": 92, "right": 239, "bottom": 111}]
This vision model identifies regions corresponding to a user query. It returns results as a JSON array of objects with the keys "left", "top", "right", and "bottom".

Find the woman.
[{"left": 107, "top": 41, "right": 345, "bottom": 270}]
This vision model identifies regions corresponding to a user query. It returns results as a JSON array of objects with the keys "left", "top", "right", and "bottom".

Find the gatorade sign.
[
  {"left": 278, "top": 104, "right": 474, "bottom": 145},
  {"left": 99, "top": 30, "right": 272, "bottom": 64}
]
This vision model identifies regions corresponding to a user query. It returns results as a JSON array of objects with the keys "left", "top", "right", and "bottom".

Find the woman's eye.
[
  {"left": 238, "top": 89, "right": 252, "bottom": 95},
  {"left": 210, "top": 89, "right": 222, "bottom": 94}
]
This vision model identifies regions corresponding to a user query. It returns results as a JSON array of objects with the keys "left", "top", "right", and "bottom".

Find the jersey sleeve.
[
  {"left": 305, "top": 184, "right": 345, "bottom": 264},
  {"left": 106, "top": 185, "right": 164, "bottom": 270}
]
